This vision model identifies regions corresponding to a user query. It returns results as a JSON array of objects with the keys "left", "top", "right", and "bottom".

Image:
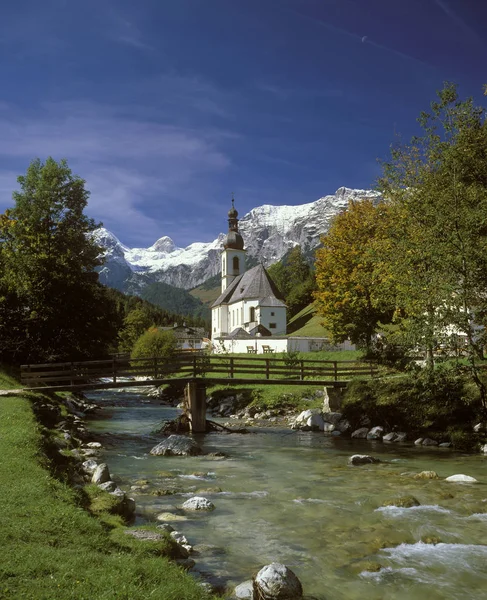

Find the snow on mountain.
[{"left": 95, "top": 187, "right": 381, "bottom": 292}]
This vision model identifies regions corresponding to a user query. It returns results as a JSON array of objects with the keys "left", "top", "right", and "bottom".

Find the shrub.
[
  {"left": 342, "top": 366, "right": 479, "bottom": 435},
  {"left": 131, "top": 328, "right": 177, "bottom": 373}
]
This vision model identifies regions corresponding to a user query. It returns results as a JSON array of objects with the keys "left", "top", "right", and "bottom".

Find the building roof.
[{"left": 212, "top": 264, "right": 286, "bottom": 308}]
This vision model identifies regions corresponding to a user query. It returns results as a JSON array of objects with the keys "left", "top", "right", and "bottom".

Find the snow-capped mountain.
[{"left": 94, "top": 187, "right": 381, "bottom": 293}]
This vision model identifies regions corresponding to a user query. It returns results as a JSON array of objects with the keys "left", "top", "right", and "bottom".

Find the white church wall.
[
  {"left": 211, "top": 337, "right": 356, "bottom": 354},
  {"left": 259, "top": 306, "right": 287, "bottom": 335}
]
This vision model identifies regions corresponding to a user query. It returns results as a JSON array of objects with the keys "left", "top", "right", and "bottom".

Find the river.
[{"left": 85, "top": 389, "right": 487, "bottom": 600}]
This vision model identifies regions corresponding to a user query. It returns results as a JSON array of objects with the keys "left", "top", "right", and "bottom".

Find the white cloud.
[{"left": 0, "top": 100, "right": 232, "bottom": 244}]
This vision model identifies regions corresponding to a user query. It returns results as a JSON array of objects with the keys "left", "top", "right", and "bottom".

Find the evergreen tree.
[{"left": 0, "top": 158, "right": 118, "bottom": 362}]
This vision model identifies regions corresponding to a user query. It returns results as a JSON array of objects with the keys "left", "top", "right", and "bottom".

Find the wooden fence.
[{"left": 20, "top": 354, "right": 378, "bottom": 390}]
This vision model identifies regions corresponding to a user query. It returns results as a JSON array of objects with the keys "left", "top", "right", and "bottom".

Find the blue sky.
[{"left": 0, "top": 0, "right": 486, "bottom": 247}]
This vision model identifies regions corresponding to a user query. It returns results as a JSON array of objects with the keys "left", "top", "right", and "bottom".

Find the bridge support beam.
[
  {"left": 185, "top": 381, "right": 207, "bottom": 433},
  {"left": 323, "top": 386, "right": 344, "bottom": 412}
]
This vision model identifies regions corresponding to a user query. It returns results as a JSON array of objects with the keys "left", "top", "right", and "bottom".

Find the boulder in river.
[
  {"left": 234, "top": 580, "right": 253, "bottom": 599},
  {"left": 413, "top": 471, "right": 439, "bottom": 480},
  {"left": 181, "top": 496, "right": 215, "bottom": 511},
  {"left": 348, "top": 454, "right": 381, "bottom": 466},
  {"left": 422, "top": 438, "right": 439, "bottom": 447},
  {"left": 445, "top": 474, "right": 478, "bottom": 483},
  {"left": 92, "top": 463, "right": 110, "bottom": 484},
  {"left": 382, "top": 432, "right": 398, "bottom": 442},
  {"left": 322, "top": 412, "right": 343, "bottom": 426},
  {"left": 150, "top": 435, "right": 202, "bottom": 456},
  {"left": 351, "top": 427, "right": 369, "bottom": 439},
  {"left": 306, "top": 413, "right": 325, "bottom": 431},
  {"left": 253, "top": 563, "right": 303, "bottom": 599},
  {"left": 382, "top": 496, "right": 420, "bottom": 508},
  {"left": 367, "top": 426, "right": 384, "bottom": 440}
]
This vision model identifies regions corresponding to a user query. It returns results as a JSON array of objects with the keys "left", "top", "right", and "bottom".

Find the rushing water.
[{"left": 85, "top": 389, "right": 487, "bottom": 599}]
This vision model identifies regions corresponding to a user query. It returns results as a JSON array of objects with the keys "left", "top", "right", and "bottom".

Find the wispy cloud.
[
  {"left": 105, "top": 8, "right": 153, "bottom": 51},
  {"left": 0, "top": 99, "right": 233, "bottom": 245}
]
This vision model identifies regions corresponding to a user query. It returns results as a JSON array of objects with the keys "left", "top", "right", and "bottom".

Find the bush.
[
  {"left": 131, "top": 328, "right": 177, "bottom": 368},
  {"left": 342, "top": 366, "right": 479, "bottom": 435}
]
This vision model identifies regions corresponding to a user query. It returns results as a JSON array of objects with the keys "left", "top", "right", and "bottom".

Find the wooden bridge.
[{"left": 20, "top": 354, "right": 377, "bottom": 432}]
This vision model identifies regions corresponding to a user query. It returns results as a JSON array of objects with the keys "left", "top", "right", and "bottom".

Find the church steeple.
[
  {"left": 223, "top": 197, "right": 244, "bottom": 250},
  {"left": 221, "top": 196, "right": 246, "bottom": 292}
]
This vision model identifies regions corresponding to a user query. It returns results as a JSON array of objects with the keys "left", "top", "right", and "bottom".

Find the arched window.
[
  {"left": 222, "top": 258, "right": 226, "bottom": 273},
  {"left": 233, "top": 256, "right": 239, "bottom": 274},
  {"left": 249, "top": 306, "right": 255, "bottom": 322}
]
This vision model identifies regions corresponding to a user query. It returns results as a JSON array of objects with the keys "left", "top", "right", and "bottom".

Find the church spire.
[{"left": 223, "top": 196, "right": 244, "bottom": 250}]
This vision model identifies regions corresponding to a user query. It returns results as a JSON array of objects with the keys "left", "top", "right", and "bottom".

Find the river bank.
[
  {"left": 84, "top": 387, "right": 487, "bottom": 600},
  {"left": 0, "top": 384, "right": 215, "bottom": 600}
]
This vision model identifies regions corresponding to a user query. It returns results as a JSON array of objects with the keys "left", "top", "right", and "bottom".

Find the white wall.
[
  {"left": 259, "top": 306, "right": 287, "bottom": 335},
  {"left": 212, "top": 337, "right": 356, "bottom": 354}
]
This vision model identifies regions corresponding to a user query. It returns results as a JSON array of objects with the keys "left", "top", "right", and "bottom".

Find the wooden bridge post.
[{"left": 186, "top": 381, "right": 207, "bottom": 433}]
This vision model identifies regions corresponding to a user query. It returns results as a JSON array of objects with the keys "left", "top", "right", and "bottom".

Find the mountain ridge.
[{"left": 95, "top": 186, "right": 381, "bottom": 293}]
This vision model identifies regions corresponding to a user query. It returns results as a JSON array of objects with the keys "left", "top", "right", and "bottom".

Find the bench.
[
  {"left": 262, "top": 345, "right": 274, "bottom": 354},
  {"left": 247, "top": 346, "right": 257, "bottom": 354}
]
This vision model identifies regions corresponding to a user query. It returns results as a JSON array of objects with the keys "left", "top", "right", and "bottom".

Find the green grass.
[
  {"left": 206, "top": 382, "right": 325, "bottom": 411},
  {"left": 0, "top": 364, "right": 21, "bottom": 389},
  {"left": 0, "top": 372, "right": 214, "bottom": 600},
  {"left": 287, "top": 303, "right": 330, "bottom": 337},
  {"left": 189, "top": 283, "right": 221, "bottom": 306}
]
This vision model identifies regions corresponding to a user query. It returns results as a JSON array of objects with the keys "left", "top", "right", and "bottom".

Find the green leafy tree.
[
  {"left": 379, "top": 83, "right": 487, "bottom": 400},
  {"left": 118, "top": 307, "right": 155, "bottom": 353},
  {"left": 131, "top": 328, "right": 178, "bottom": 374},
  {"left": 0, "top": 157, "right": 118, "bottom": 362},
  {"left": 267, "top": 245, "right": 316, "bottom": 317},
  {"left": 314, "top": 199, "right": 395, "bottom": 349}
]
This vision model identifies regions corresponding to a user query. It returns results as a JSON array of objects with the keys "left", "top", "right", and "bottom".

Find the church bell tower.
[{"left": 221, "top": 198, "right": 246, "bottom": 292}]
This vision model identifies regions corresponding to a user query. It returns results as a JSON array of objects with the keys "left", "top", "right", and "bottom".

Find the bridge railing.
[{"left": 20, "top": 354, "right": 377, "bottom": 389}]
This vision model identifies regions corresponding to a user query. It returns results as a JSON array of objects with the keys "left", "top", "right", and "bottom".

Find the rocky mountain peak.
[{"left": 96, "top": 187, "right": 381, "bottom": 293}]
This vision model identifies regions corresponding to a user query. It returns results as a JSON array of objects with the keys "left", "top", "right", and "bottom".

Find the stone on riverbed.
[
  {"left": 156, "top": 512, "right": 188, "bottom": 522},
  {"left": 181, "top": 496, "right": 215, "bottom": 511},
  {"left": 150, "top": 435, "right": 202, "bottom": 457},
  {"left": 306, "top": 413, "right": 325, "bottom": 431},
  {"left": 98, "top": 480, "right": 117, "bottom": 492},
  {"left": 445, "top": 474, "right": 478, "bottom": 483},
  {"left": 413, "top": 471, "right": 439, "bottom": 480},
  {"left": 348, "top": 454, "right": 381, "bottom": 466},
  {"left": 82, "top": 459, "right": 98, "bottom": 474},
  {"left": 92, "top": 463, "right": 110, "bottom": 484},
  {"left": 234, "top": 580, "right": 254, "bottom": 599},
  {"left": 382, "top": 496, "right": 420, "bottom": 508},
  {"left": 351, "top": 427, "right": 369, "bottom": 439},
  {"left": 367, "top": 426, "right": 384, "bottom": 440},
  {"left": 253, "top": 563, "right": 303, "bottom": 599}
]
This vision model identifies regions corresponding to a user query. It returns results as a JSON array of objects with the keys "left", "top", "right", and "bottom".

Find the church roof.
[{"left": 212, "top": 264, "right": 286, "bottom": 308}]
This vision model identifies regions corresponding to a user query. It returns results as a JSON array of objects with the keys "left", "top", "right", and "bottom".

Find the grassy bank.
[{"left": 0, "top": 375, "right": 214, "bottom": 599}]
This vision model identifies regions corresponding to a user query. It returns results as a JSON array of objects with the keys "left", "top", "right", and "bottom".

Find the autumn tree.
[
  {"left": 314, "top": 199, "right": 395, "bottom": 349},
  {"left": 0, "top": 158, "right": 118, "bottom": 363}
]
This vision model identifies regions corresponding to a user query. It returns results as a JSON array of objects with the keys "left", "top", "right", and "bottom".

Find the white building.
[{"left": 211, "top": 200, "right": 287, "bottom": 340}]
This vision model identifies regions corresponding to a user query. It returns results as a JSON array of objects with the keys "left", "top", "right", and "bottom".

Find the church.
[{"left": 211, "top": 200, "right": 287, "bottom": 340}]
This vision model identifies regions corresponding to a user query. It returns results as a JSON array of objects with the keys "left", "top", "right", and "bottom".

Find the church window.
[
  {"left": 269, "top": 323, "right": 277, "bottom": 329},
  {"left": 233, "top": 256, "right": 239, "bottom": 274},
  {"left": 249, "top": 306, "right": 255, "bottom": 322}
]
